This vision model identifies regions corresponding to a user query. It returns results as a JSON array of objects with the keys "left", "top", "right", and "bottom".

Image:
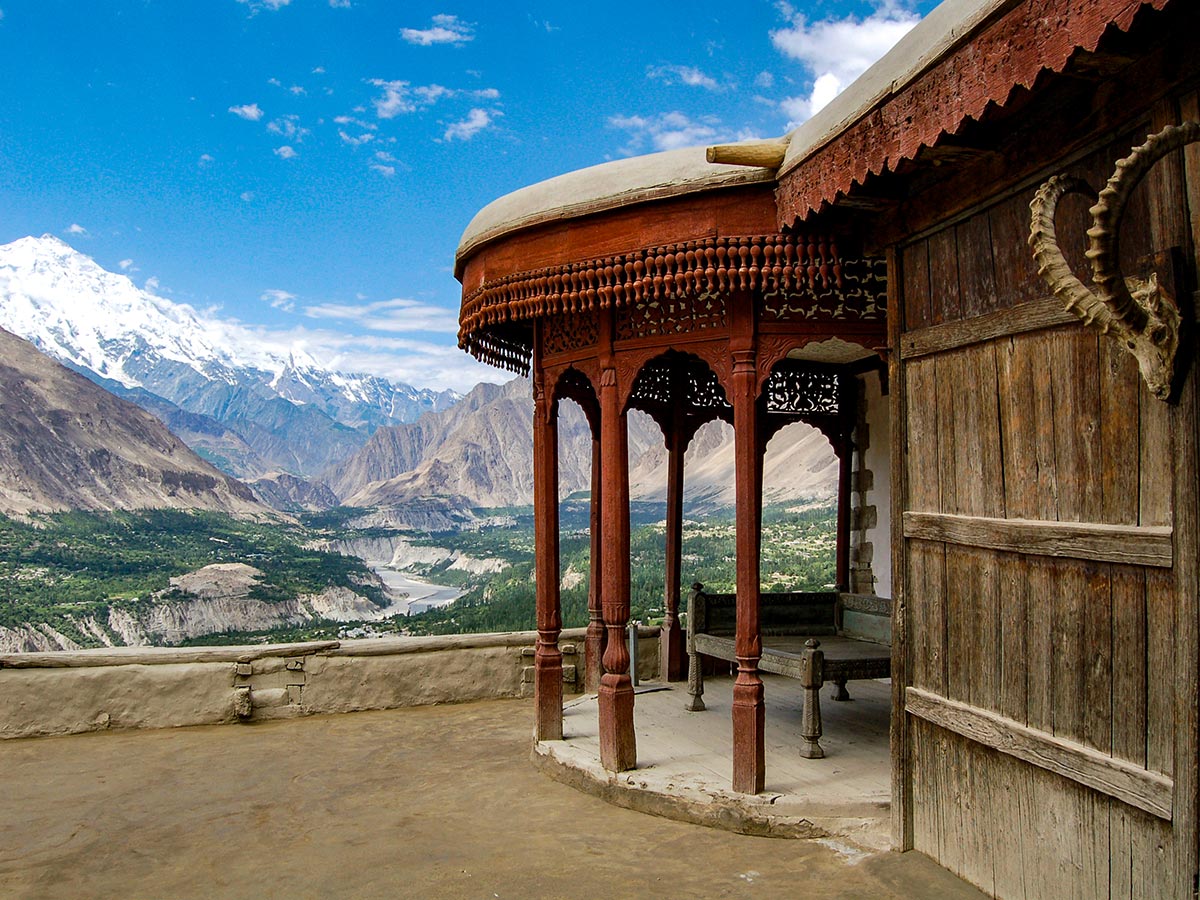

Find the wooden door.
[{"left": 889, "top": 106, "right": 1200, "bottom": 898}]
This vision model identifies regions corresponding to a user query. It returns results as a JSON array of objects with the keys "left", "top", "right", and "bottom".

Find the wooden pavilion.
[{"left": 457, "top": 0, "right": 1200, "bottom": 895}]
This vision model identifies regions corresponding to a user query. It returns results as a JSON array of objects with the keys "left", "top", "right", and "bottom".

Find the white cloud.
[
  {"left": 261, "top": 289, "right": 296, "bottom": 312},
  {"left": 608, "top": 111, "right": 723, "bottom": 155},
  {"left": 414, "top": 84, "right": 453, "bottom": 104},
  {"left": 229, "top": 103, "right": 264, "bottom": 121},
  {"left": 329, "top": 0, "right": 350, "bottom": 7},
  {"left": 443, "top": 108, "right": 496, "bottom": 141},
  {"left": 366, "top": 79, "right": 455, "bottom": 119},
  {"left": 755, "top": 71, "right": 774, "bottom": 89},
  {"left": 368, "top": 80, "right": 415, "bottom": 118},
  {"left": 473, "top": 88, "right": 500, "bottom": 100},
  {"left": 375, "top": 150, "right": 397, "bottom": 163},
  {"left": 339, "top": 129, "right": 374, "bottom": 146},
  {"left": 240, "top": 191, "right": 255, "bottom": 202},
  {"left": 646, "top": 64, "right": 722, "bottom": 91},
  {"left": 274, "top": 145, "right": 297, "bottom": 159},
  {"left": 199, "top": 153, "right": 215, "bottom": 167},
  {"left": 370, "top": 163, "right": 396, "bottom": 177},
  {"left": 304, "top": 297, "right": 459, "bottom": 334},
  {"left": 312, "top": 66, "right": 326, "bottom": 74},
  {"left": 401, "top": 13, "right": 473, "bottom": 46},
  {"left": 268, "top": 114, "right": 308, "bottom": 141},
  {"left": 144, "top": 276, "right": 160, "bottom": 293},
  {"left": 289, "top": 85, "right": 306, "bottom": 96},
  {"left": 772, "top": 0, "right": 921, "bottom": 125},
  {"left": 65, "top": 223, "right": 88, "bottom": 235},
  {"left": 236, "top": 0, "right": 291, "bottom": 11},
  {"left": 334, "top": 115, "right": 375, "bottom": 129},
  {"left": 118, "top": 259, "right": 134, "bottom": 271}
]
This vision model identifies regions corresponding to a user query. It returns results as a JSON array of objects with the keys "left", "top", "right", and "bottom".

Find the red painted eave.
[{"left": 776, "top": 0, "right": 1174, "bottom": 226}]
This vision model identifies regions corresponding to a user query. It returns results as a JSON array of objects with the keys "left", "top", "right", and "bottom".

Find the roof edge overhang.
[
  {"left": 775, "top": 0, "right": 1174, "bottom": 223},
  {"left": 454, "top": 144, "right": 782, "bottom": 280}
]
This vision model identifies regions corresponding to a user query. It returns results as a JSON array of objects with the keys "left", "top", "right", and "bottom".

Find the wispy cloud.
[
  {"left": 229, "top": 103, "right": 264, "bottom": 121},
  {"left": 370, "top": 163, "right": 396, "bottom": 177},
  {"left": 65, "top": 223, "right": 88, "bottom": 235},
  {"left": 339, "top": 129, "right": 374, "bottom": 146},
  {"left": 443, "top": 108, "right": 497, "bottom": 142},
  {"left": 240, "top": 191, "right": 255, "bottom": 202},
  {"left": 268, "top": 114, "right": 308, "bottom": 141},
  {"left": 401, "top": 13, "right": 473, "bottom": 46},
  {"left": 261, "top": 289, "right": 296, "bottom": 312},
  {"left": 274, "top": 145, "right": 297, "bottom": 159},
  {"left": 199, "top": 153, "right": 215, "bottom": 167},
  {"left": 772, "top": 0, "right": 921, "bottom": 125},
  {"left": 646, "top": 64, "right": 723, "bottom": 92},
  {"left": 329, "top": 0, "right": 351, "bottom": 8},
  {"left": 236, "top": 0, "right": 291, "bottom": 12},
  {"left": 608, "top": 111, "right": 723, "bottom": 155},
  {"left": 304, "top": 297, "right": 459, "bottom": 334},
  {"left": 118, "top": 258, "right": 135, "bottom": 271},
  {"left": 366, "top": 79, "right": 458, "bottom": 119}
]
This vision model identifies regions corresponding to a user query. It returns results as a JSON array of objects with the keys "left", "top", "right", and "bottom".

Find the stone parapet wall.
[{"left": 0, "top": 627, "right": 662, "bottom": 740}]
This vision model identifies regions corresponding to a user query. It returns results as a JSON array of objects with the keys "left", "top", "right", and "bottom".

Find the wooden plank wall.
[{"left": 895, "top": 104, "right": 1198, "bottom": 899}]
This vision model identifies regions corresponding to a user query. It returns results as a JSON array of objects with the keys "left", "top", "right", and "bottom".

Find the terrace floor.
[
  {"left": 540, "top": 673, "right": 894, "bottom": 846},
  {"left": 0, "top": 695, "right": 984, "bottom": 899}
]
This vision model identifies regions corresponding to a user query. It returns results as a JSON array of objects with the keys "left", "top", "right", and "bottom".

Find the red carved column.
[
  {"left": 598, "top": 362, "right": 636, "bottom": 771},
  {"left": 660, "top": 414, "right": 686, "bottom": 682},
  {"left": 532, "top": 332, "right": 563, "bottom": 741},
  {"left": 730, "top": 292, "right": 765, "bottom": 794},
  {"left": 584, "top": 433, "right": 605, "bottom": 693}
]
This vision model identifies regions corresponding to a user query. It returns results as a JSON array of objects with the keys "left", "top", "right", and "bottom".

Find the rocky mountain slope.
[
  {"left": 0, "top": 235, "right": 459, "bottom": 478},
  {"left": 0, "top": 327, "right": 265, "bottom": 518},
  {"left": 329, "top": 377, "right": 838, "bottom": 514}
]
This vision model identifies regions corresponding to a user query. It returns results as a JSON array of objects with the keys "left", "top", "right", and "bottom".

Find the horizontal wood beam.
[
  {"left": 900, "top": 297, "right": 1078, "bottom": 359},
  {"left": 906, "top": 687, "right": 1173, "bottom": 821},
  {"left": 902, "top": 511, "right": 1173, "bottom": 568}
]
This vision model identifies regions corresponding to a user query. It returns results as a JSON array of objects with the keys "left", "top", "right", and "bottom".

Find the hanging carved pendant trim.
[
  {"left": 459, "top": 233, "right": 887, "bottom": 371},
  {"left": 1029, "top": 122, "right": 1198, "bottom": 402}
]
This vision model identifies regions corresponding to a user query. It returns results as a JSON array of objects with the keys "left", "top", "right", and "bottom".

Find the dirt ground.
[{"left": 0, "top": 698, "right": 984, "bottom": 899}]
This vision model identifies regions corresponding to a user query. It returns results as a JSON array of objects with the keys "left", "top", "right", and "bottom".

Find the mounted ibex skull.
[{"left": 1029, "top": 122, "right": 1200, "bottom": 402}]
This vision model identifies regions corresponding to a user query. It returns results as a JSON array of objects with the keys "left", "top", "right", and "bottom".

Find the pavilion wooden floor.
[{"left": 539, "top": 673, "right": 892, "bottom": 847}]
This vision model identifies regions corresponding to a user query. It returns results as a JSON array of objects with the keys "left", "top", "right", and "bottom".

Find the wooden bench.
[{"left": 685, "top": 584, "right": 891, "bottom": 759}]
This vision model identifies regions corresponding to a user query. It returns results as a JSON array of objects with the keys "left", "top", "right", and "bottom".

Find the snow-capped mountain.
[{"left": 0, "top": 235, "right": 459, "bottom": 478}]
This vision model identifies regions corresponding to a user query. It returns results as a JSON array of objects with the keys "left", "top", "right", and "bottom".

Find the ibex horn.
[{"left": 1031, "top": 122, "right": 1199, "bottom": 401}]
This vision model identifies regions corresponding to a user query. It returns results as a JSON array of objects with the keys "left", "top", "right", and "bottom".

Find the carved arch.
[
  {"left": 551, "top": 365, "right": 601, "bottom": 438},
  {"left": 625, "top": 350, "right": 733, "bottom": 451}
]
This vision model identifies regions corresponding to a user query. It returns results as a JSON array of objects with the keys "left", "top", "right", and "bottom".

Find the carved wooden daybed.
[{"left": 685, "top": 584, "right": 891, "bottom": 759}]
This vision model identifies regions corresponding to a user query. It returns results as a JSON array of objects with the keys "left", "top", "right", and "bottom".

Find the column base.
[
  {"left": 584, "top": 620, "right": 605, "bottom": 694},
  {"left": 598, "top": 672, "right": 636, "bottom": 772},
  {"left": 731, "top": 674, "right": 765, "bottom": 794},
  {"left": 534, "top": 651, "right": 563, "bottom": 741}
]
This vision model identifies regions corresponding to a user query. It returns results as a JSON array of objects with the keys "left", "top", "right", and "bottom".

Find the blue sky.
[{"left": 0, "top": 0, "right": 936, "bottom": 392}]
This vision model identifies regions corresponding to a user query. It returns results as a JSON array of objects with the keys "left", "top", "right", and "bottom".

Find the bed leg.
[
  {"left": 799, "top": 639, "right": 825, "bottom": 759},
  {"left": 832, "top": 678, "right": 850, "bottom": 701}
]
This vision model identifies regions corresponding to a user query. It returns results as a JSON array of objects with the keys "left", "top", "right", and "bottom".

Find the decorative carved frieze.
[
  {"left": 762, "top": 366, "right": 840, "bottom": 416},
  {"left": 459, "top": 233, "right": 888, "bottom": 373},
  {"left": 616, "top": 293, "right": 727, "bottom": 341},
  {"left": 543, "top": 311, "right": 599, "bottom": 357}
]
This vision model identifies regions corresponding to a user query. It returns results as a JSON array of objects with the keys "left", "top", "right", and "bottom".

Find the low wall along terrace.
[{"left": 0, "top": 627, "right": 662, "bottom": 739}]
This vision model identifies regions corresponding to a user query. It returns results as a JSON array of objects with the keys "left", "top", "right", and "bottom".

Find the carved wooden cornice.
[
  {"left": 459, "top": 233, "right": 887, "bottom": 373},
  {"left": 775, "top": 0, "right": 1171, "bottom": 224}
]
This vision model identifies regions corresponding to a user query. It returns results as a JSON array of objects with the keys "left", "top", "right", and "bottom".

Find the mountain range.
[
  {"left": 0, "top": 235, "right": 458, "bottom": 479},
  {"left": 0, "top": 235, "right": 839, "bottom": 520},
  {"left": 0, "top": 326, "right": 264, "bottom": 518}
]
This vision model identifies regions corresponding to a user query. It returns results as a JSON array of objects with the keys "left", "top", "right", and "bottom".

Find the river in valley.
[{"left": 371, "top": 566, "right": 463, "bottom": 615}]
